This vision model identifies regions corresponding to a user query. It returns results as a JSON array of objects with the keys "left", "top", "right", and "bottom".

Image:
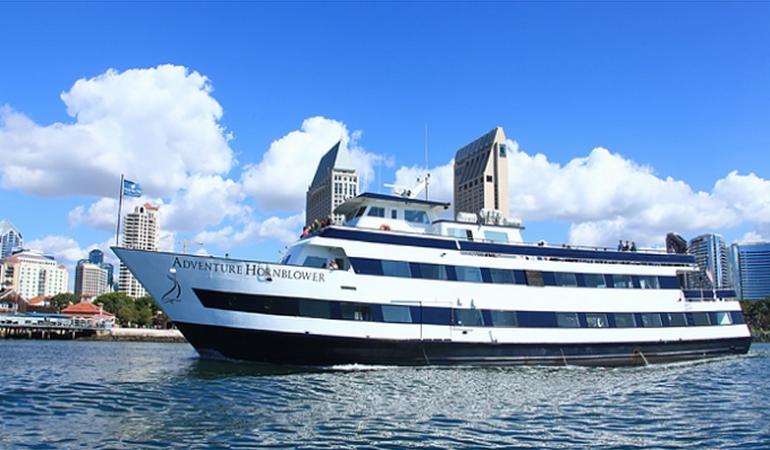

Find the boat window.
[
  {"left": 367, "top": 206, "right": 385, "bottom": 218},
  {"left": 525, "top": 270, "right": 545, "bottom": 287},
  {"left": 715, "top": 311, "right": 733, "bottom": 325},
  {"left": 455, "top": 266, "right": 482, "bottom": 282},
  {"left": 465, "top": 229, "right": 474, "bottom": 241},
  {"left": 613, "top": 313, "right": 636, "bottom": 328},
  {"left": 667, "top": 313, "right": 687, "bottom": 327},
  {"left": 586, "top": 313, "right": 609, "bottom": 328},
  {"left": 453, "top": 309, "right": 484, "bottom": 327},
  {"left": 447, "top": 227, "right": 467, "bottom": 239},
  {"left": 412, "top": 263, "right": 448, "bottom": 280},
  {"left": 381, "top": 305, "right": 413, "bottom": 323},
  {"left": 690, "top": 312, "right": 711, "bottom": 326},
  {"left": 391, "top": 209, "right": 398, "bottom": 219},
  {"left": 340, "top": 303, "right": 373, "bottom": 321},
  {"left": 302, "top": 256, "right": 327, "bottom": 268},
  {"left": 354, "top": 206, "right": 367, "bottom": 218},
  {"left": 554, "top": 272, "right": 578, "bottom": 287},
  {"left": 381, "top": 260, "right": 411, "bottom": 278},
  {"left": 299, "top": 300, "right": 332, "bottom": 319},
  {"left": 556, "top": 313, "right": 580, "bottom": 328},
  {"left": 489, "top": 310, "right": 518, "bottom": 327},
  {"left": 489, "top": 268, "right": 516, "bottom": 284},
  {"left": 612, "top": 274, "right": 633, "bottom": 289},
  {"left": 484, "top": 230, "right": 509, "bottom": 243},
  {"left": 638, "top": 276, "right": 660, "bottom": 289},
  {"left": 641, "top": 313, "right": 663, "bottom": 327},
  {"left": 405, "top": 210, "right": 429, "bottom": 224},
  {"left": 583, "top": 274, "right": 607, "bottom": 288}
]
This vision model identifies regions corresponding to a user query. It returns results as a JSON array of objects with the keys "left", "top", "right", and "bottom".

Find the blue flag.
[{"left": 123, "top": 179, "right": 142, "bottom": 198}]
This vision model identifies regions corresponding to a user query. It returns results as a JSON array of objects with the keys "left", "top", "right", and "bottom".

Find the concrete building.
[
  {"left": 119, "top": 203, "right": 159, "bottom": 298},
  {"left": 0, "top": 220, "right": 23, "bottom": 259},
  {"left": 1, "top": 250, "right": 68, "bottom": 300},
  {"left": 730, "top": 242, "right": 770, "bottom": 300},
  {"left": 453, "top": 127, "right": 509, "bottom": 219},
  {"left": 306, "top": 140, "right": 359, "bottom": 226},
  {"left": 74, "top": 262, "right": 109, "bottom": 300},
  {"left": 77, "top": 249, "right": 114, "bottom": 292},
  {"left": 687, "top": 233, "right": 731, "bottom": 289}
]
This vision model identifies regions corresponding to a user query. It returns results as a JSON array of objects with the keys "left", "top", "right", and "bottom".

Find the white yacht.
[{"left": 114, "top": 192, "right": 751, "bottom": 366}]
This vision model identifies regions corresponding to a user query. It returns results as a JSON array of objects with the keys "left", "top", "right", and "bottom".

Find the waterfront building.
[
  {"left": 686, "top": 233, "right": 731, "bottom": 289},
  {"left": 0, "top": 220, "right": 23, "bottom": 259},
  {"left": 118, "top": 203, "right": 159, "bottom": 298},
  {"left": 74, "top": 262, "right": 109, "bottom": 299},
  {"left": 306, "top": 140, "right": 359, "bottom": 226},
  {"left": 730, "top": 242, "right": 770, "bottom": 300},
  {"left": 76, "top": 249, "right": 115, "bottom": 292},
  {"left": 0, "top": 250, "right": 68, "bottom": 300},
  {"left": 453, "top": 127, "right": 509, "bottom": 219}
]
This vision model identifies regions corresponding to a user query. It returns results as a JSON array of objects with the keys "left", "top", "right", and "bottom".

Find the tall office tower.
[
  {"left": 85, "top": 248, "right": 114, "bottom": 289},
  {"left": 1, "top": 250, "right": 68, "bottom": 300},
  {"left": 453, "top": 127, "right": 509, "bottom": 218},
  {"left": 730, "top": 242, "right": 770, "bottom": 300},
  {"left": 0, "top": 220, "right": 23, "bottom": 259},
  {"left": 306, "top": 140, "right": 359, "bottom": 225},
  {"left": 118, "top": 203, "right": 159, "bottom": 298},
  {"left": 74, "top": 262, "right": 109, "bottom": 299},
  {"left": 687, "top": 233, "right": 731, "bottom": 289}
]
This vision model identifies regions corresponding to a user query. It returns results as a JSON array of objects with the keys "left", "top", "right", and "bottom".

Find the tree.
[{"left": 51, "top": 292, "right": 78, "bottom": 312}]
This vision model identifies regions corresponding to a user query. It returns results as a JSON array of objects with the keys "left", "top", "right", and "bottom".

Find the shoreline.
[{"left": 87, "top": 328, "right": 188, "bottom": 343}]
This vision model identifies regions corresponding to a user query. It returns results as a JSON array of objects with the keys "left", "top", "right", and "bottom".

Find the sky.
[{"left": 1, "top": 2, "right": 769, "bottom": 287}]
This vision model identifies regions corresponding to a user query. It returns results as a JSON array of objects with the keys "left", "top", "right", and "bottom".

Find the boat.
[{"left": 113, "top": 192, "right": 751, "bottom": 366}]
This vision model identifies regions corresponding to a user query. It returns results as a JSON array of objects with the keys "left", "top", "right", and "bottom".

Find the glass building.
[
  {"left": 0, "top": 220, "right": 23, "bottom": 259},
  {"left": 686, "top": 233, "right": 731, "bottom": 289},
  {"left": 730, "top": 242, "right": 770, "bottom": 300}
]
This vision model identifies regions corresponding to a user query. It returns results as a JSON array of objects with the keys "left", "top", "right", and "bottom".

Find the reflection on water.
[{"left": 1, "top": 341, "right": 769, "bottom": 449}]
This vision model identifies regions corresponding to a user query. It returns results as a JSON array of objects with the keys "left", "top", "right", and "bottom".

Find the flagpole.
[{"left": 115, "top": 174, "right": 124, "bottom": 246}]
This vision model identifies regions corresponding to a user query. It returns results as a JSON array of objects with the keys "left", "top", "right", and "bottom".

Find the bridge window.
[
  {"left": 405, "top": 210, "right": 429, "bottom": 224},
  {"left": 391, "top": 209, "right": 398, "bottom": 219},
  {"left": 302, "top": 256, "right": 327, "bottom": 268},
  {"left": 367, "top": 206, "right": 385, "bottom": 218},
  {"left": 638, "top": 276, "right": 660, "bottom": 289},
  {"left": 484, "top": 230, "right": 509, "bottom": 243}
]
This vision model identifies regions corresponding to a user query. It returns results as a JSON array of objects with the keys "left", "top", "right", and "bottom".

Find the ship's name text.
[{"left": 171, "top": 258, "right": 325, "bottom": 282}]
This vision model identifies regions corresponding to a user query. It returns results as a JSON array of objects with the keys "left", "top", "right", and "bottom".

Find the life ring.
[{"left": 379, "top": 224, "right": 391, "bottom": 231}]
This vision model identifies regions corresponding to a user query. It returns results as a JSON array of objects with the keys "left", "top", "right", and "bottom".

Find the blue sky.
[{"left": 1, "top": 2, "right": 769, "bottom": 283}]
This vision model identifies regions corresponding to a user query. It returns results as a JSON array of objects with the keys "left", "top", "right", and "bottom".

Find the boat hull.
[{"left": 176, "top": 321, "right": 752, "bottom": 367}]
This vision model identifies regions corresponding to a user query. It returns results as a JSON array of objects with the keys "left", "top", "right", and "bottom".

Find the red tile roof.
[{"left": 61, "top": 301, "right": 115, "bottom": 318}]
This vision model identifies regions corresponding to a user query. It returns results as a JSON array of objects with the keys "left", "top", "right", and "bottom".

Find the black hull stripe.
[{"left": 175, "top": 322, "right": 751, "bottom": 367}]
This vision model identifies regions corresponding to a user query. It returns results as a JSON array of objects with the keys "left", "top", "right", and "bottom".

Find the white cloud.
[
  {"left": 396, "top": 139, "right": 770, "bottom": 248},
  {"left": 195, "top": 213, "right": 305, "bottom": 250},
  {"left": 241, "top": 116, "right": 383, "bottom": 212},
  {"left": 160, "top": 175, "right": 248, "bottom": 232},
  {"left": 26, "top": 235, "right": 88, "bottom": 264},
  {"left": 0, "top": 65, "right": 233, "bottom": 198},
  {"left": 68, "top": 197, "right": 119, "bottom": 230}
]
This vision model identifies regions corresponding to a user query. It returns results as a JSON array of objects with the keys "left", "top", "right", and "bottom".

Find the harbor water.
[{"left": 1, "top": 340, "right": 769, "bottom": 449}]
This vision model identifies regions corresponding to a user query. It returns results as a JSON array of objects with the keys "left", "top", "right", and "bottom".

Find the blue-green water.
[{"left": 1, "top": 341, "right": 769, "bottom": 449}]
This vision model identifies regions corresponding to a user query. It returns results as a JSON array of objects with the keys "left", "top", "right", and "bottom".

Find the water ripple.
[{"left": 1, "top": 341, "right": 770, "bottom": 449}]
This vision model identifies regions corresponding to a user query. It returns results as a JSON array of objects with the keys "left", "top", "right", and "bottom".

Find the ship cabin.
[{"left": 334, "top": 192, "right": 522, "bottom": 243}]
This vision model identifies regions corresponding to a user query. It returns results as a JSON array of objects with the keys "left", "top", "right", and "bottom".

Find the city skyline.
[{"left": 1, "top": 3, "right": 769, "bottom": 284}]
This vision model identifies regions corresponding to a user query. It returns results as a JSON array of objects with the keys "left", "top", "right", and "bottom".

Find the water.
[{"left": 1, "top": 341, "right": 769, "bottom": 449}]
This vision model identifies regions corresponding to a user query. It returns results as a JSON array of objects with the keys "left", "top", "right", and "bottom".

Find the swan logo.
[{"left": 161, "top": 268, "right": 182, "bottom": 304}]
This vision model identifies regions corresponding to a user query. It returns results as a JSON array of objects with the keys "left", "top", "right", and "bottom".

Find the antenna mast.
[{"left": 424, "top": 123, "right": 429, "bottom": 200}]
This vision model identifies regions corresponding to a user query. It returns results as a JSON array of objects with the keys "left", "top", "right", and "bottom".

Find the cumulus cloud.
[
  {"left": 0, "top": 65, "right": 233, "bottom": 198},
  {"left": 396, "top": 139, "right": 770, "bottom": 248},
  {"left": 26, "top": 235, "right": 89, "bottom": 264},
  {"left": 241, "top": 117, "right": 385, "bottom": 212},
  {"left": 194, "top": 213, "right": 305, "bottom": 249}
]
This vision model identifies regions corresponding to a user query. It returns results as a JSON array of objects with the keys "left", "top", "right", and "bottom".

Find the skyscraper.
[
  {"left": 453, "top": 127, "right": 509, "bottom": 218},
  {"left": 306, "top": 140, "right": 359, "bottom": 225},
  {"left": 119, "top": 203, "right": 159, "bottom": 298},
  {"left": 0, "top": 220, "right": 23, "bottom": 259},
  {"left": 730, "top": 242, "right": 770, "bottom": 300},
  {"left": 74, "top": 262, "right": 109, "bottom": 299},
  {"left": 85, "top": 248, "right": 114, "bottom": 289},
  {"left": 687, "top": 233, "right": 731, "bottom": 289},
  {"left": 1, "top": 250, "right": 68, "bottom": 300}
]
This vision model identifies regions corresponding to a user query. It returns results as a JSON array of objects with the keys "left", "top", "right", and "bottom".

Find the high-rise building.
[
  {"left": 687, "top": 233, "right": 731, "bottom": 289},
  {"left": 88, "top": 249, "right": 104, "bottom": 265},
  {"left": 730, "top": 242, "right": 770, "bottom": 300},
  {"left": 83, "top": 248, "right": 114, "bottom": 289},
  {"left": 119, "top": 203, "right": 159, "bottom": 298},
  {"left": 1, "top": 250, "right": 68, "bottom": 300},
  {"left": 453, "top": 127, "right": 509, "bottom": 218},
  {"left": 74, "top": 262, "right": 109, "bottom": 299},
  {"left": 0, "top": 220, "right": 23, "bottom": 259},
  {"left": 306, "top": 140, "right": 359, "bottom": 225}
]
